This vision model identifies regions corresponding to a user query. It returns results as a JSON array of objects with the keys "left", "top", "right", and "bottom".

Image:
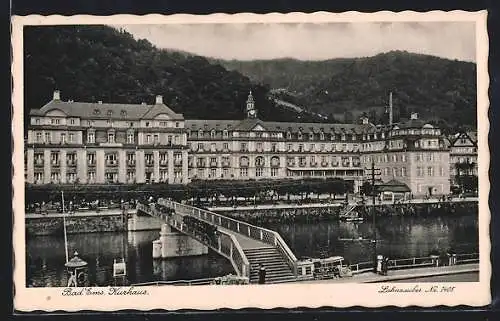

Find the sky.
[{"left": 112, "top": 22, "right": 476, "bottom": 62}]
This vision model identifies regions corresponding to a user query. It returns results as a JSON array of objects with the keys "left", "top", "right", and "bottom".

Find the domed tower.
[{"left": 246, "top": 90, "right": 257, "bottom": 119}]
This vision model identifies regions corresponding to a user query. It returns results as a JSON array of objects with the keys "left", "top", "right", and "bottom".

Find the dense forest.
[
  {"left": 24, "top": 25, "right": 323, "bottom": 128},
  {"left": 216, "top": 52, "right": 477, "bottom": 129}
]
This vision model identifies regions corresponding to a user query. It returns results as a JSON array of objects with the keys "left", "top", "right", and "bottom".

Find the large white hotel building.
[{"left": 25, "top": 90, "right": 453, "bottom": 196}]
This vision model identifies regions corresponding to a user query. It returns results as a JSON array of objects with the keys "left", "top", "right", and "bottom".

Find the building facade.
[
  {"left": 25, "top": 91, "right": 453, "bottom": 196},
  {"left": 447, "top": 131, "right": 478, "bottom": 191}
]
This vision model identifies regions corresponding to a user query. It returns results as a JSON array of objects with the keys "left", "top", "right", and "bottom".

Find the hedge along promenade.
[{"left": 25, "top": 178, "right": 353, "bottom": 204}]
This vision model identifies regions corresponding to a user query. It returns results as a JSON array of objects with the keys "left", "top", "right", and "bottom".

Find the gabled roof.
[{"left": 29, "top": 99, "right": 183, "bottom": 120}]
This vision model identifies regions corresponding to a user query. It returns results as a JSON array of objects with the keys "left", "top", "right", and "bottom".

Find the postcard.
[{"left": 12, "top": 10, "right": 490, "bottom": 311}]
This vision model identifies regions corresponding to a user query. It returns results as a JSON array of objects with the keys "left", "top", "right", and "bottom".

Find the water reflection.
[{"left": 27, "top": 214, "right": 478, "bottom": 287}]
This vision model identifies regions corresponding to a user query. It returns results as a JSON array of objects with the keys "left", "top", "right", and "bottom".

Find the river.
[{"left": 26, "top": 213, "right": 478, "bottom": 287}]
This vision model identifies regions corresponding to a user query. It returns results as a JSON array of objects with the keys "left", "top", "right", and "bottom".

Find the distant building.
[
  {"left": 447, "top": 130, "right": 478, "bottom": 192},
  {"left": 25, "top": 91, "right": 456, "bottom": 196}
]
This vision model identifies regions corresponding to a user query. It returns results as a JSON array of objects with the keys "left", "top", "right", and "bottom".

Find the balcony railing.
[
  {"left": 210, "top": 162, "right": 218, "bottom": 168},
  {"left": 221, "top": 161, "right": 230, "bottom": 167},
  {"left": 87, "top": 160, "right": 96, "bottom": 166},
  {"left": 66, "top": 160, "right": 77, "bottom": 166},
  {"left": 51, "top": 160, "right": 60, "bottom": 167},
  {"left": 174, "top": 159, "right": 183, "bottom": 166},
  {"left": 159, "top": 160, "right": 168, "bottom": 167},
  {"left": 127, "top": 160, "right": 136, "bottom": 166},
  {"left": 145, "top": 160, "right": 154, "bottom": 167},
  {"left": 321, "top": 161, "right": 328, "bottom": 167},
  {"left": 106, "top": 160, "right": 118, "bottom": 167},
  {"left": 34, "top": 160, "right": 44, "bottom": 167}
]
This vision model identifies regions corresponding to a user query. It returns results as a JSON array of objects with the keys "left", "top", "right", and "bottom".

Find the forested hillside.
[
  {"left": 216, "top": 52, "right": 477, "bottom": 129},
  {"left": 24, "top": 25, "right": 322, "bottom": 127}
]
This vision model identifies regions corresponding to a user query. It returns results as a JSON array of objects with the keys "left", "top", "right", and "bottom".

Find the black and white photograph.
[{"left": 12, "top": 11, "right": 490, "bottom": 310}]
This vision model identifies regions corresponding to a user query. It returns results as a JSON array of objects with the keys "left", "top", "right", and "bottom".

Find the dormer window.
[
  {"left": 223, "top": 130, "right": 229, "bottom": 138},
  {"left": 341, "top": 134, "right": 346, "bottom": 141},
  {"left": 145, "top": 122, "right": 150, "bottom": 127},
  {"left": 320, "top": 132, "right": 325, "bottom": 140},
  {"left": 93, "top": 109, "right": 100, "bottom": 115},
  {"left": 107, "top": 110, "right": 113, "bottom": 117},
  {"left": 120, "top": 110, "right": 127, "bottom": 117},
  {"left": 210, "top": 130, "right": 216, "bottom": 138},
  {"left": 309, "top": 132, "right": 314, "bottom": 141},
  {"left": 198, "top": 130, "right": 203, "bottom": 138},
  {"left": 287, "top": 131, "right": 292, "bottom": 139},
  {"left": 298, "top": 132, "right": 303, "bottom": 140}
]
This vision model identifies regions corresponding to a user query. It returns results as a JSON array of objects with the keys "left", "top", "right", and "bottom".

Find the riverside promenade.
[
  {"left": 207, "top": 196, "right": 478, "bottom": 212},
  {"left": 299, "top": 263, "right": 479, "bottom": 284}
]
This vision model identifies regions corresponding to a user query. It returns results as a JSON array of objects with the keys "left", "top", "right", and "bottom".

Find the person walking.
[{"left": 258, "top": 264, "right": 266, "bottom": 284}]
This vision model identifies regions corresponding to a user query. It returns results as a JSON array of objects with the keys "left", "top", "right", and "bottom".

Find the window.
[
  {"left": 240, "top": 143, "right": 248, "bottom": 152},
  {"left": 427, "top": 166, "right": 434, "bottom": 176},
  {"left": 35, "top": 118, "right": 40, "bottom": 125},
  {"left": 68, "top": 133, "right": 74, "bottom": 143},
  {"left": 223, "top": 143, "right": 229, "bottom": 150},
  {"left": 286, "top": 132, "right": 292, "bottom": 139},
  {"left": 127, "top": 132, "right": 134, "bottom": 144},
  {"left": 310, "top": 156, "right": 316, "bottom": 164},
  {"left": 417, "top": 167, "right": 423, "bottom": 177},
  {"left": 87, "top": 131, "right": 95, "bottom": 144},
  {"left": 223, "top": 130, "right": 229, "bottom": 138},
  {"left": 427, "top": 153, "right": 433, "bottom": 162},
  {"left": 34, "top": 172, "right": 43, "bottom": 183},
  {"left": 287, "top": 144, "right": 292, "bottom": 152},
  {"left": 159, "top": 121, "right": 167, "bottom": 127},
  {"left": 240, "top": 168, "right": 248, "bottom": 177},
  {"left": 36, "top": 132, "right": 42, "bottom": 142},
  {"left": 154, "top": 134, "right": 159, "bottom": 145},
  {"left": 198, "top": 143, "right": 204, "bottom": 151},
  {"left": 384, "top": 168, "right": 389, "bottom": 176},
  {"left": 211, "top": 143, "right": 216, "bottom": 152},
  {"left": 210, "top": 130, "right": 216, "bottom": 139},
  {"left": 298, "top": 144, "right": 304, "bottom": 152},
  {"left": 256, "top": 143, "right": 263, "bottom": 151},
  {"left": 310, "top": 144, "right": 315, "bottom": 152},
  {"left": 255, "top": 156, "right": 264, "bottom": 167},
  {"left": 45, "top": 132, "right": 51, "bottom": 143},
  {"left": 210, "top": 168, "right": 216, "bottom": 178},
  {"left": 175, "top": 122, "right": 180, "bottom": 128},
  {"left": 51, "top": 118, "right": 60, "bottom": 125},
  {"left": 146, "top": 135, "right": 151, "bottom": 144},
  {"left": 401, "top": 167, "right": 407, "bottom": 177},
  {"left": 271, "top": 143, "right": 277, "bottom": 152},
  {"left": 105, "top": 153, "right": 117, "bottom": 166},
  {"left": 159, "top": 170, "right": 168, "bottom": 182},
  {"left": 222, "top": 168, "right": 229, "bottom": 178},
  {"left": 401, "top": 154, "right": 406, "bottom": 162},
  {"left": 145, "top": 153, "right": 154, "bottom": 166},
  {"left": 255, "top": 167, "right": 264, "bottom": 177},
  {"left": 70, "top": 119, "right": 75, "bottom": 125},
  {"left": 87, "top": 153, "right": 96, "bottom": 165},
  {"left": 198, "top": 130, "right": 203, "bottom": 138},
  {"left": 107, "top": 131, "right": 115, "bottom": 143},
  {"left": 393, "top": 168, "right": 398, "bottom": 177}
]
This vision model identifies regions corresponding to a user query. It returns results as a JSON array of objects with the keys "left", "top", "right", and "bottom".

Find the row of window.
[
  {"left": 362, "top": 153, "right": 444, "bottom": 164},
  {"left": 35, "top": 118, "right": 182, "bottom": 128},
  {"left": 32, "top": 169, "right": 183, "bottom": 184}
]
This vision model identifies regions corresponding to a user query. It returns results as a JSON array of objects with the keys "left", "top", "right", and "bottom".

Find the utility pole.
[{"left": 366, "top": 161, "right": 381, "bottom": 272}]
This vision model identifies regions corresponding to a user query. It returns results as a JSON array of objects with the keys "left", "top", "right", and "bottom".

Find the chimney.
[
  {"left": 410, "top": 112, "right": 419, "bottom": 120},
  {"left": 53, "top": 90, "right": 61, "bottom": 100},
  {"left": 141, "top": 102, "right": 146, "bottom": 105},
  {"left": 361, "top": 116, "right": 369, "bottom": 125},
  {"left": 155, "top": 95, "right": 163, "bottom": 104},
  {"left": 98, "top": 100, "right": 103, "bottom": 104}
]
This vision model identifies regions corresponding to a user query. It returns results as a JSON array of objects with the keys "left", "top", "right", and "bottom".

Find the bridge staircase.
[
  {"left": 244, "top": 247, "right": 296, "bottom": 283},
  {"left": 137, "top": 200, "right": 299, "bottom": 284}
]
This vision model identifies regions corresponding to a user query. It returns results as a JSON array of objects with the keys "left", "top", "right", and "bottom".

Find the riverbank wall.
[
  {"left": 25, "top": 210, "right": 164, "bottom": 236},
  {"left": 214, "top": 200, "right": 478, "bottom": 225}
]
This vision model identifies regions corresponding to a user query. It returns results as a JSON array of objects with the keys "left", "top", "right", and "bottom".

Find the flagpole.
[{"left": 62, "top": 191, "right": 69, "bottom": 263}]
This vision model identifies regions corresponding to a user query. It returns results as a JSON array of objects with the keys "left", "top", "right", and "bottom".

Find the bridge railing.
[
  {"left": 136, "top": 203, "right": 250, "bottom": 278},
  {"left": 159, "top": 199, "right": 298, "bottom": 277}
]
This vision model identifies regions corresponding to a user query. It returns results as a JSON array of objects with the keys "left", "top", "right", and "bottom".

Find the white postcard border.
[{"left": 12, "top": 11, "right": 490, "bottom": 311}]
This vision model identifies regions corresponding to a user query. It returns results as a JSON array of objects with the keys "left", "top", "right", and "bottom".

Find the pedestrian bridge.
[{"left": 136, "top": 199, "right": 298, "bottom": 284}]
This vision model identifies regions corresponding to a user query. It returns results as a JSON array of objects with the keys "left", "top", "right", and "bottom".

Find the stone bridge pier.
[{"left": 152, "top": 223, "right": 208, "bottom": 259}]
